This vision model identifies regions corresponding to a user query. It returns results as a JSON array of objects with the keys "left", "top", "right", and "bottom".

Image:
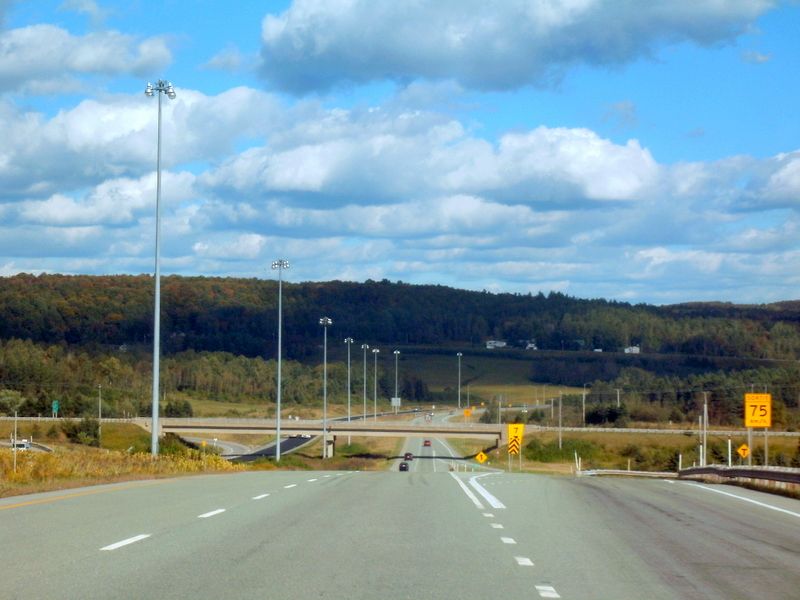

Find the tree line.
[
  {"left": 1, "top": 274, "right": 800, "bottom": 361},
  {"left": 0, "top": 339, "right": 431, "bottom": 418}
]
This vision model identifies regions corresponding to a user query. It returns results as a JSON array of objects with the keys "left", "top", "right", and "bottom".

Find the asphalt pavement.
[{"left": 1, "top": 467, "right": 799, "bottom": 599}]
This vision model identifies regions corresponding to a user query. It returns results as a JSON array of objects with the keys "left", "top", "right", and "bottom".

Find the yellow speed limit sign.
[{"left": 744, "top": 393, "right": 771, "bottom": 428}]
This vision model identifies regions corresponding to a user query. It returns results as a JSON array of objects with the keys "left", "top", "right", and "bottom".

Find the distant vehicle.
[
  {"left": 404, "top": 452, "right": 413, "bottom": 460},
  {"left": 423, "top": 440, "right": 431, "bottom": 447},
  {"left": 12, "top": 439, "right": 30, "bottom": 451},
  {"left": 399, "top": 462, "right": 409, "bottom": 471}
]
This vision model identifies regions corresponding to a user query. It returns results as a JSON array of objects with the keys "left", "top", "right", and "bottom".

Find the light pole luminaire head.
[
  {"left": 145, "top": 80, "right": 177, "bottom": 99},
  {"left": 319, "top": 317, "right": 333, "bottom": 327},
  {"left": 271, "top": 259, "right": 289, "bottom": 271}
]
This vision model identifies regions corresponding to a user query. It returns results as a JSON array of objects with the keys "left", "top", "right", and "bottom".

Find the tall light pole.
[
  {"left": 320, "top": 317, "right": 333, "bottom": 459},
  {"left": 372, "top": 348, "right": 380, "bottom": 420},
  {"left": 345, "top": 337, "right": 353, "bottom": 444},
  {"left": 145, "top": 79, "right": 176, "bottom": 456},
  {"left": 393, "top": 350, "right": 400, "bottom": 414},
  {"left": 457, "top": 352, "right": 463, "bottom": 409},
  {"left": 361, "top": 343, "right": 369, "bottom": 421},
  {"left": 271, "top": 259, "right": 289, "bottom": 461}
]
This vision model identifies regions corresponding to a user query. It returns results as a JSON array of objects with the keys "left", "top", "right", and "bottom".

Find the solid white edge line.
[
  {"left": 449, "top": 472, "right": 485, "bottom": 509},
  {"left": 514, "top": 556, "right": 534, "bottom": 566},
  {"left": 432, "top": 447, "right": 437, "bottom": 473},
  {"left": 681, "top": 482, "right": 800, "bottom": 519},
  {"left": 252, "top": 493, "right": 270, "bottom": 500},
  {"left": 469, "top": 474, "right": 506, "bottom": 509},
  {"left": 198, "top": 509, "right": 226, "bottom": 519},
  {"left": 284, "top": 484, "right": 297, "bottom": 489},
  {"left": 100, "top": 534, "right": 151, "bottom": 551},
  {"left": 500, "top": 537, "right": 516, "bottom": 544}
]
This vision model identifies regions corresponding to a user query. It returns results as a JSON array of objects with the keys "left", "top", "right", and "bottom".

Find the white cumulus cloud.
[{"left": 259, "top": 0, "right": 774, "bottom": 93}]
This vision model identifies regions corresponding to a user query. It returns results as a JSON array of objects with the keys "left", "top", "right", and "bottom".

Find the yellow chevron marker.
[{"left": 507, "top": 423, "right": 524, "bottom": 455}]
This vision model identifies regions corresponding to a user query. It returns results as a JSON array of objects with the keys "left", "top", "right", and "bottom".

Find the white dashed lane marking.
[
  {"left": 197, "top": 509, "right": 226, "bottom": 519},
  {"left": 307, "top": 478, "right": 318, "bottom": 482},
  {"left": 100, "top": 534, "right": 150, "bottom": 551},
  {"left": 284, "top": 484, "right": 297, "bottom": 489},
  {"left": 482, "top": 512, "right": 494, "bottom": 518},
  {"left": 535, "top": 585, "right": 560, "bottom": 598},
  {"left": 514, "top": 556, "right": 534, "bottom": 566},
  {"left": 252, "top": 493, "right": 270, "bottom": 500},
  {"left": 500, "top": 537, "right": 516, "bottom": 544},
  {"left": 491, "top": 523, "right": 504, "bottom": 529}
]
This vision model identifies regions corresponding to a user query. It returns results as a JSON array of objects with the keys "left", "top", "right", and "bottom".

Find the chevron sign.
[{"left": 507, "top": 423, "right": 524, "bottom": 455}]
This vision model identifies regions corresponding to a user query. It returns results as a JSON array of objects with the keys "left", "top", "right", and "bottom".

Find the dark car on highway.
[
  {"left": 404, "top": 452, "right": 413, "bottom": 460},
  {"left": 399, "top": 462, "right": 409, "bottom": 471}
]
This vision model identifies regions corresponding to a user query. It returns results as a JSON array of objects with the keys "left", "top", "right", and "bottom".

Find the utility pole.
[
  {"left": 702, "top": 392, "right": 708, "bottom": 467},
  {"left": 98, "top": 384, "right": 102, "bottom": 447}
]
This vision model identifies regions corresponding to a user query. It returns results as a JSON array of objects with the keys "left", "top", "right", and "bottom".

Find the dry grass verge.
[{"left": 0, "top": 445, "right": 242, "bottom": 498}]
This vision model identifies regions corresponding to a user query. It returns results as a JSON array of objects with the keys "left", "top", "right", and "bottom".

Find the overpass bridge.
[{"left": 132, "top": 417, "right": 504, "bottom": 447}]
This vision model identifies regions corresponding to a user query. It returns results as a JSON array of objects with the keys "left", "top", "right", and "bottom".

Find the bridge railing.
[{"left": 679, "top": 465, "right": 800, "bottom": 496}]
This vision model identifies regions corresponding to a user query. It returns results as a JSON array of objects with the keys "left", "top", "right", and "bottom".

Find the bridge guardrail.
[{"left": 679, "top": 465, "right": 800, "bottom": 485}]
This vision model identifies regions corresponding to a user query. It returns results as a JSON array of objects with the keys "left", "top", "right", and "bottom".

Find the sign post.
[{"left": 744, "top": 393, "right": 771, "bottom": 466}]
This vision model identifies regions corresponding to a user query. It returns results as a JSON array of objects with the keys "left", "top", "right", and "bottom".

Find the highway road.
[{"left": 1, "top": 468, "right": 799, "bottom": 599}]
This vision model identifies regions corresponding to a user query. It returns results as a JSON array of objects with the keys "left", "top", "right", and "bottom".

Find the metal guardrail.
[
  {"left": 580, "top": 469, "right": 677, "bottom": 478},
  {"left": 679, "top": 465, "right": 800, "bottom": 485}
]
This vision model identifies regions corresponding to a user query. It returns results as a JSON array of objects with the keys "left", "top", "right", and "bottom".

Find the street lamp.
[
  {"left": 345, "top": 337, "right": 354, "bottom": 443},
  {"left": 372, "top": 348, "right": 380, "bottom": 421},
  {"left": 361, "top": 343, "right": 369, "bottom": 421},
  {"left": 457, "top": 352, "right": 463, "bottom": 409},
  {"left": 145, "top": 79, "right": 177, "bottom": 456},
  {"left": 393, "top": 350, "right": 400, "bottom": 414},
  {"left": 271, "top": 259, "right": 289, "bottom": 461},
  {"left": 319, "top": 317, "right": 333, "bottom": 459}
]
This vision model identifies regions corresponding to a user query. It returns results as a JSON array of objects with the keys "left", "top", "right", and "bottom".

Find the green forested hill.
[
  {"left": 1, "top": 274, "right": 800, "bottom": 424},
  {"left": 1, "top": 273, "right": 800, "bottom": 361}
]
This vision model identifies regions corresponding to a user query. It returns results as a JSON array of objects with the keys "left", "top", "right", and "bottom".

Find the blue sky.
[{"left": 0, "top": 0, "right": 798, "bottom": 304}]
